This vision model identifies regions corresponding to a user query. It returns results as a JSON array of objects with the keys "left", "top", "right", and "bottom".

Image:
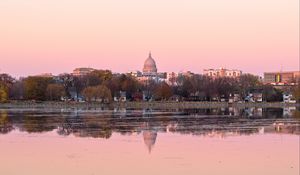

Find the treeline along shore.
[
  {"left": 0, "top": 70, "right": 300, "bottom": 104},
  {"left": 0, "top": 101, "right": 299, "bottom": 109}
]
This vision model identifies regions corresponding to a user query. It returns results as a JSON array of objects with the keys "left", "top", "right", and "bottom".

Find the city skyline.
[
  {"left": 1, "top": 51, "right": 299, "bottom": 78},
  {"left": 0, "top": 0, "right": 299, "bottom": 77}
]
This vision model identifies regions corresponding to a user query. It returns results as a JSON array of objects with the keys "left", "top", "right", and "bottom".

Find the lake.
[{"left": 0, "top": 107, "right": 299, "bottom": 175}]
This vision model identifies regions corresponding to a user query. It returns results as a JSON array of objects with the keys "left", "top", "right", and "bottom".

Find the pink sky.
[{"left": 0, "top": 0, "right": 299, "bottom": 77}]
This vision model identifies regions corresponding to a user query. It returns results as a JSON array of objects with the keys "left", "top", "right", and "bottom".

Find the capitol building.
[
  {"left": 128, "top": 53, "right": 194, "bottom": 86},
  {"left": 128, "top": 52, "right": 170, "bottom": 83},
  {"left": 142, "top": 52, "right": 158, "bottom": 76}
]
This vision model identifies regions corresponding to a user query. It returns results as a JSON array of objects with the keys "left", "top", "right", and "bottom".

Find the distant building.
[
  {"left": 166, "top": 72, "right": 178, "bottom": 86},
  {"left": 203, "top": 68, "right": 242, "bottom": 78},
  {"left": 229, "top": 94, "right": 241, "bottom": 103},
  {"left": 245, "top": 93, "right": 263, "bottom": 103},
  {"left": 72, "top": 67, "right": 95, "bottom": 76},
  {"left": 131, "top": 53, "right": 194, "bottom": 85},
  {"left": 35, "top": 73, "right": 54, "bottom": 78},
  {"left": 114, "top": 91, "right": 127, "bottom": 102},
  {"left": 132, "top": 52, "right": 162, "bottom": 84},
  {"left": 143, "top": 52, "right": 158, "bottom": 76},
  {"left": 264, "top": 71, "right": 300, "bottom": 86},
  {"left": 283, "top": 93, "right": 296, "bottom": 103},
  {"left": 178, "top": 71, "right": 194, "bottom": 78},
  {"left": 127, "top": 70, "right": 142, "bottom": 77}
]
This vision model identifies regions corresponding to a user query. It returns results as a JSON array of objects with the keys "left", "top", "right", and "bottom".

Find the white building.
[
  {"left": 132, "top": 52, "right": 161, "bottom": 84},
  {"left": 72, "top": 68, "right": 95, "bottom": 76},
  {"left": 203, "top": 68, "right": 242, "bottom": 78},
  {"left": 130, "top": 53, "right": 194, "bottom": 86},
  {"left": 283, "top": 93, "right": 296, "bottom": 103}
]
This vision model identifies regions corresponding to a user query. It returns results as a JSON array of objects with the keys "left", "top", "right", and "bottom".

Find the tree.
[
  {"left": 292, "top": 85, "right": 300, "bottom": 102},
  {"left": 82, "top": 85, "right": 112, "bottom": 103},
  {"left": 24, "top": 76, "right": 52, "bottom": 101},
  {"left": 56, "top": 73, "right": 74, "bottom": 98},
  {"left": 82, "top": 86, "right": 94, "bottom": 102},
  {"left": 0, "top": 73, "right": 14, "bottom": 102},
  {"left": 0, "top": 74, "right": 14, "bottom": 85},
  {"left": 9, "top": 80, "right": 24, "bottom": 100},
  {"left": 81, "top": 70, "right": 113, "bottom": 88},
  {"left": 104, "top": 74, "right": 141, "bottom": 100},
  {"left": 212, "top": 77, "right": 238, "bottom": 100},
  {"left": 0, "top": 85, "right": 8, "bottom": 103},
  {"left": 238, "top": 74, "right": 261, "bottom": 96},
  {"left": 154, "top": 82, "right": 173, "bottom": 100},
  {"left": 46, "top": 84, "right": 66, "bottom": 101},
  {"left": 95, "top": 85, "right": 112, "bottom": 103},
  {"left": 262, "top": 85, "right": 283, "bottom": 102},
  {"left": 175, "top": 75, "right": 193, "bottom": 98}
]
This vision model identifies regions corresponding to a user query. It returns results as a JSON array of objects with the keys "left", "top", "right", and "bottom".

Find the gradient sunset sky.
[{"left": 0, "top": 0, "right": 299, "bottom": 77}]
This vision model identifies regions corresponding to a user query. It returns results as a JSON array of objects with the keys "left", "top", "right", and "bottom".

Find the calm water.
[{"left": 0, "top": 107, "right": 299, "bottom": 175}]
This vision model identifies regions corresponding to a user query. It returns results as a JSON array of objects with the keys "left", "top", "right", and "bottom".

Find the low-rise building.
[
  {"left": 178, "top": 71, "right": 194, "bottom": 78},
  {"left": 264, "top": 71, "right": 300, "bottom": 86},
  {"left": 114, "top": 91, "right": 127, "bottom": 102},
  {"left": 203, "top": 68, "right": 242, "bottom": 78},
  {"left": 229, "top": 94, "right": 241, "bottom": 103},
  {"left": 165, "top": 72, "right": 178, "bottom": 86},
  {"left": 283, "top": 93, "right": 296, "bottom": 103},
  {"left": 72, "top": 68, "right": 95, "bottom": 76},
  {"left": 245, "top": 92, "right": 263, "bottom": 103}
]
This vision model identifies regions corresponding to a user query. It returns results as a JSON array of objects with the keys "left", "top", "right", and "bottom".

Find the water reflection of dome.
[
  {"left": 143, "top": 52, "right": 157, "bottom": 73},
  {"left": 143, "top": 130, "right": 157, "bottom": 153}
]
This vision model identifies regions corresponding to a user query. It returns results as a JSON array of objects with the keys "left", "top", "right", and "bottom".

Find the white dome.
[{"left": 143, "top": 53, "right": 157, "bottom": 73}]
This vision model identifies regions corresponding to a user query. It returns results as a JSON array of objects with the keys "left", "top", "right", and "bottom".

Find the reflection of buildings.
[
  {"left": 263, "top": 122, "right": 300, "bottom": 135},
  {"left": 1, "top": 108, "right": 300, "bottom": 146},
  {"left": 141, "top": 120, "right": 158, "bottom": 153},
  {"left": 143, "top": 130, "right": 157, "bottom": 153},
  {"left": 283, "top": 107, "right": 297, "bottom": 117},
  {"left": 243, "top": 107, "right": 263, "bottom": 117}
]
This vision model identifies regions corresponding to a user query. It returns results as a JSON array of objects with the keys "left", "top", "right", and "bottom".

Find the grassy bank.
[{"left": 0, "top": 101, "right": 299, "bottom": 109}]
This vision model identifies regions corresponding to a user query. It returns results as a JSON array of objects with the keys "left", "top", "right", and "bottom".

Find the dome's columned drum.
[{"left": 143, "top": 52, "right": 157, "bottom": 73}]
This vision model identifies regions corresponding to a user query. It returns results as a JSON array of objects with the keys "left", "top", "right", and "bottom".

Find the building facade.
[
  {"left": 142, "top": 52, "right": 158, "bottom": 77},
  {"left": 264, "top": 71, "right": 300, "bottom": 85},
  {"left": 129, "top": 53, "right": 197, "bottom": 86},
  {"left": 72, "top": 68, "right": 95, "bottom": 76},
  {"left": 129, "top": 53, "right": 163, "bottom": 84},
  {"left": 203, "top": 68, "right": 242, "bottom": 78}
]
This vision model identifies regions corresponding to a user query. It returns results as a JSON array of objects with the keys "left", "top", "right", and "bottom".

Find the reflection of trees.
[
  {"left": 0, "top": 107, "right": 299, "bottom": 140},
  {"left": 263, "top": 108, "right": 284, "bottom": 118},
  {"left": 293, "top": 107, "right": 300, "bottom": 119},
  {"left": 21, "top": 112, "right": 64, "bottom": 133},
  {"left": 0, "top": 111, "right": 13, "bottom": 134},
  {"left": 58, "top": 115, "right": 113, "bottom": 139}
]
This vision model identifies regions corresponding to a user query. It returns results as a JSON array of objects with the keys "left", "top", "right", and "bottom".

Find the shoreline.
[{"left": 0, "top": 101, "right": 299, "bottom": 109}]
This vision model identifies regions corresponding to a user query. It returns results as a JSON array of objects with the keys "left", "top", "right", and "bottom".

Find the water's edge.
[{"left": 0, "top": 101, "right": 299, "bottom": 109}]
